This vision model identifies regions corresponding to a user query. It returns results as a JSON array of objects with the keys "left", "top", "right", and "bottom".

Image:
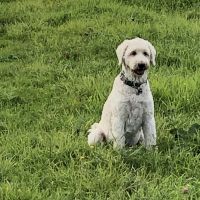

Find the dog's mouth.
[
  {"left": 132, "top": 63, "right": 149, "bottom": 76},
  {"left": 133, "top": 68, "right": 146, "bottom": 76}
]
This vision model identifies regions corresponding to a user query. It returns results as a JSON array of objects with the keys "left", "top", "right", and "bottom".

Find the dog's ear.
[
  {"left": 116, "top": 40, "right": 129, "bottom": 65},
  {"left": 147, "top": 41, "right": 156, "bottom": 66}
]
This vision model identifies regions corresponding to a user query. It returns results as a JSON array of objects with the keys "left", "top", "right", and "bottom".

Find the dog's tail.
[{"left": 88, "top": 123, "right": 106, "bottom": 145}]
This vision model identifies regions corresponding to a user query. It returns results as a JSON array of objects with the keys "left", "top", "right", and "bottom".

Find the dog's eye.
[
  {"left": 130, "top": 51, "right": 137, "bottom": 56},
  {"left": 143, "top": 51, "right": 149, "bottom": 56}
]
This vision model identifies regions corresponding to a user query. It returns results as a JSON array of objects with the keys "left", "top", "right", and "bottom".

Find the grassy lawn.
[{"left": 0, "top": 0, "right": 200, "bottom": 199}]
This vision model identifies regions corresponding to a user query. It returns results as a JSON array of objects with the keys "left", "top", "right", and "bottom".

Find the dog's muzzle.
[{"left": 132, "top": 63, "right": 148, "bottom": 76}]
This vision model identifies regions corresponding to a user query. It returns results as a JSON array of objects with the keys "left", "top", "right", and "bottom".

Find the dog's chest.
[{"left": 125, "top": 98, "right": 143, "bottom": 132}]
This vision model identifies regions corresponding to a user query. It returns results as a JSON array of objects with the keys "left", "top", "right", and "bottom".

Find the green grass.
[{"left": 0, "top": 0, "right": 200, "bottom": 199}]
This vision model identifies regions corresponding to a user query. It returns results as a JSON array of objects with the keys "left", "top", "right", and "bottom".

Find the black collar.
[{"left": 120, "top": 71, "right": 147, "bottom": 95}]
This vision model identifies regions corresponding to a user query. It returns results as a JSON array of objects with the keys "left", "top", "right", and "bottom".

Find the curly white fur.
[{"left": 88, "top": 37, "right": 157, "bottom": 149}]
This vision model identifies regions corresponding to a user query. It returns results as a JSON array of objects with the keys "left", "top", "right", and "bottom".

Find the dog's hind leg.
[{"left": 88, "top": 123, "right": 106, "bottom": 145}]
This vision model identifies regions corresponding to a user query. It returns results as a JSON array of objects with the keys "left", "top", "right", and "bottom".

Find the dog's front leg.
[
  {"left": 111, "top": 108, "right": 128, "bottom": 149},
  {"left": 142, "top": 113, "right": 156, "bottom": 148}
]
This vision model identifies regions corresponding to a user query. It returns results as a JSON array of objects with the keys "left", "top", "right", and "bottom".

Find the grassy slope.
[{"left": 0, "top": 0, "right": 200, "bottom": 199}]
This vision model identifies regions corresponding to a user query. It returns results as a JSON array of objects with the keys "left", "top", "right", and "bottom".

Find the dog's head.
[{"left": 116, "top": 37, "right": 156, "bottom": 77}]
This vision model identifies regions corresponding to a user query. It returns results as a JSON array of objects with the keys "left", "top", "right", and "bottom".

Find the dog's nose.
[{"left": 138, "top": 63, "right": 146, "bottom": 70}]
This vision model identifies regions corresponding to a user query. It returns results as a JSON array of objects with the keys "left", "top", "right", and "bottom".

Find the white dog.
[{"left": 88, "top": 37, "right": 156, "bottom": 149}]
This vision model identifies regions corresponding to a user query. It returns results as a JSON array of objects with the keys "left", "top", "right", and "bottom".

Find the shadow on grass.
[
  {"left": 170, "top": 123, "right": 200, "bottom": 155},
  {"left": 120, "top": 123, "right": 200, "bottom": 176}
]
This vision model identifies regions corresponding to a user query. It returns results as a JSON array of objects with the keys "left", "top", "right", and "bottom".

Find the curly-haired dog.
[{"left": 88, "top": 37, "right": 157, "bottom": 149}]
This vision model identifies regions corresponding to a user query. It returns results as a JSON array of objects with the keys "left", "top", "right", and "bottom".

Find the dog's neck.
[{"left": 120, "top": 65, "right": 148, "bottom": 95}]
